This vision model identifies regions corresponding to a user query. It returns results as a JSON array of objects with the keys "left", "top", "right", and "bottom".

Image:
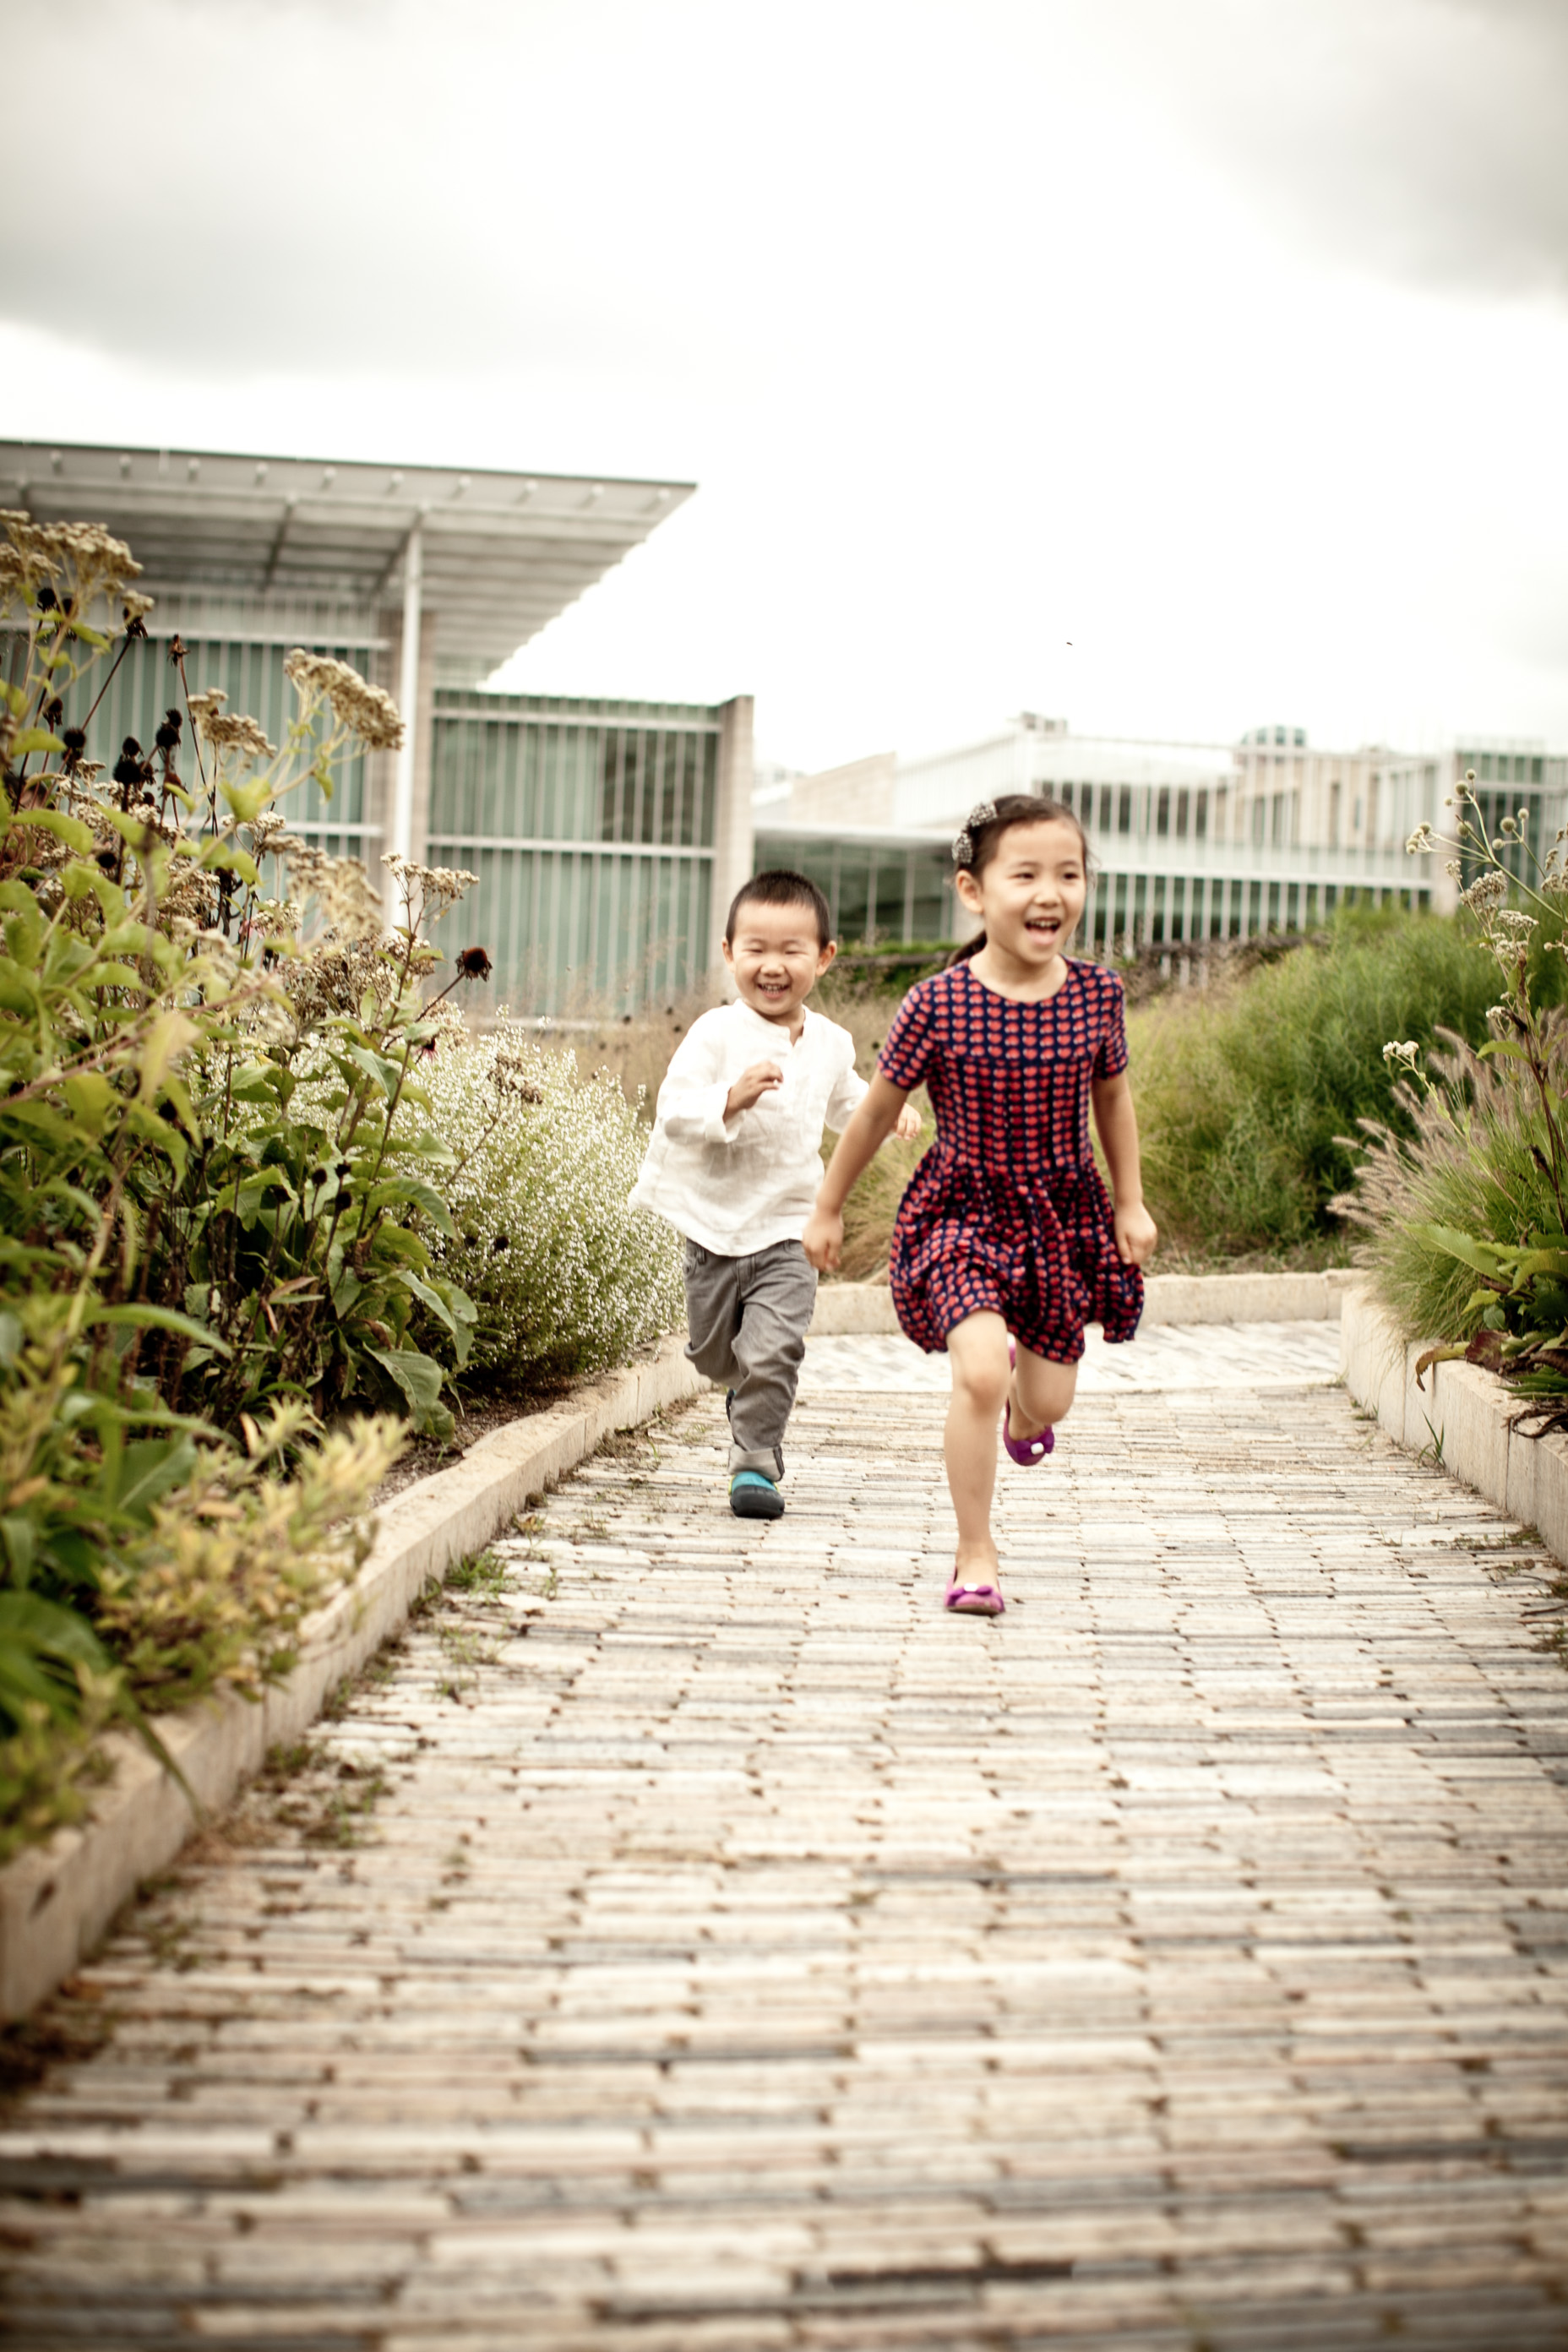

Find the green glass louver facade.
[
  {"left": 752, "top": 832, "right": 955, "bottom": 948},
  {"left": 427, "top": 691, "right": 724, "bottom": 1014}
]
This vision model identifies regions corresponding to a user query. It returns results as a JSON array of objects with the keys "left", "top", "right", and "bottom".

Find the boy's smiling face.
[{"left": 723, "top": 896, "right": 837, "bottom": 1030}]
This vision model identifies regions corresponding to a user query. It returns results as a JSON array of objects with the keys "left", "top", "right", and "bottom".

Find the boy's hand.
[
  {"left": 725, "top": 1060, "right": 783, "bottom": 1119},
  {"left": 892, "top": 1103, "right": 923, "bottom": 1142},
  {"left": 1114, "top": 1202, "right": 1158, "bottom": 1266},
  {"left": 803, "top": 1206, "right": 843, "bottom": 1273}
]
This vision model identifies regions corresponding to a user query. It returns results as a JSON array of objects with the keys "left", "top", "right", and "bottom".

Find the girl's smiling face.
[{"left": 956, "top": 816, "right": 1087, "bottom": 972}]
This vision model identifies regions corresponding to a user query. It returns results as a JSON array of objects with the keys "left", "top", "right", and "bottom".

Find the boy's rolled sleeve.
[
  {"left": 824, "top": 1058, "right": 868, "bottom": 1133},
  {"left": 656, "top": 1032, "right": 738, "bottom": 1146}
]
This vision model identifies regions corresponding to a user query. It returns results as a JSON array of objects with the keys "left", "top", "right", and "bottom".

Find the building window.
[
  {"left": 1176, "top": 787, "right": 1190, "bottom": 837},
  {"left": 1156, "top": 787, "right": 1170, "bottom": 837},
  {"left": 1117, "top": 786, "right": 1132, "bottom": 835},
  {"left": 1251, "top": 798, "right": 1266, "bottom": 846}
]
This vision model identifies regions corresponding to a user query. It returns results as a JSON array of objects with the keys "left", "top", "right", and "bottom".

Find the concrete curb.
[
  {"left": 1339, "top": 1286, "right": 1568, "bottom": 1565},
  {"left": 809, "top": 1266, "right": 1359, "bottom": 1337},
  {"left": 0, "top": 1332, "right": 702, "bottom": 2023}
]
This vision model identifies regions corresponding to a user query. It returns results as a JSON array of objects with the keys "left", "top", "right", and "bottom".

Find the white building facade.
[{"left": 759, "top": 715, "right": 1568, "bottom": 957}]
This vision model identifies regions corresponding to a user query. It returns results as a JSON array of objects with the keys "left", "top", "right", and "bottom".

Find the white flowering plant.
[
  {"left": 1337, "top": 774, "right": 1568, "bottom": 1418},
  {"left": 412, "top": 1021, "right": 683, "bottom": 1383}
]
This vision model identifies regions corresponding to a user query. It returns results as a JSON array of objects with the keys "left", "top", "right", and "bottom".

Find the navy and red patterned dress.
[{"left": 876, "top": 957, "right": 1143, "bottom": 1363}]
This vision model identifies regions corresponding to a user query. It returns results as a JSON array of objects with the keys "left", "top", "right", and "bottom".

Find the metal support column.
[{"left": 390, "top": 521, "right": 423, "bottom": 864}]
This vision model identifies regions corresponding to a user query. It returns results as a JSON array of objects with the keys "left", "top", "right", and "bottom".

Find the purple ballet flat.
[
  {"left": 1003, "top": 1336, "right": 1054, "bottom": 1466},
  {"left": 945, "top": 1574, "right": 1005, "bottom": 1618}
]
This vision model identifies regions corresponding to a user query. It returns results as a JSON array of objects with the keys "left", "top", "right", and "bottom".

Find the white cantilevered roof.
[{"left": 0, "top": 441, "right": 694, "bottom": 672}]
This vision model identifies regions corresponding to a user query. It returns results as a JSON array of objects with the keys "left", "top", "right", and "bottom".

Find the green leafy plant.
[{"left": 0, "top": 511, "right": 485, "bottom": 1845}]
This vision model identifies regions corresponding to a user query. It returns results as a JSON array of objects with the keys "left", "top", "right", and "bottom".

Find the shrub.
[
  {"left": 1131, "top": 908, "right": 1505, "bottom": 1255},
  {"left": 420, "top": 1021, "right": 683, "bottom": 1383}
]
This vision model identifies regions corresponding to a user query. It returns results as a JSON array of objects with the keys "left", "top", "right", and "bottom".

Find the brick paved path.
[{"left": 5, "top": 1326, "right": 1568, "bottom": 2349}]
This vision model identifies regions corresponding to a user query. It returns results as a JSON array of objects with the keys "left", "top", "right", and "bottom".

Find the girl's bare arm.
[
  {"left": 1091, "top": 1070, "right": 1158, "bottom": 1266},
  {"left": 803, "top": 1073, "right": 911, "bottom": 1271}
]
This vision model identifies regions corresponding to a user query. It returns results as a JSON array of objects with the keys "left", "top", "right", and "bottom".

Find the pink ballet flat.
[
  {"left": 1003, "top": 1337, "right": 1054, "bottom": 1467},
  {"left": 945, "top": 1574, "right": 1005, "bottom": 1618}
]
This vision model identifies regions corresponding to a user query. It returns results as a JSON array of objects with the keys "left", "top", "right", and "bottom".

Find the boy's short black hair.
[{"left": 725, "top": 868, "right": 832, "bottom": 948}]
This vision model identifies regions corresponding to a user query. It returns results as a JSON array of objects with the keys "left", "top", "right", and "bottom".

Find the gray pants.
[{"left": 683, "top": 1238, "right": 818, "bottom": 1478}]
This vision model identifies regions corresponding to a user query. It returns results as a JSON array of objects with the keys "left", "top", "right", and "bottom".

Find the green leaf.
[
  {"left": 198, "top": 840, "right": 261, "bottom": 885},
  {"left": 396, "top": 1268, "right": 460, "bottom": 1336},
  {"left": 6, "top": 806, "right": 94, "bottom": 852},
  {"left": 98, "top": 1435, "right": 200, "bottom": 1525},
  {"left": 82, "top": 1304, "right": 231, "bottom": 1354},
  {"left": 346, "top": 1043, "right": 406, "bottom": 1100},
  {"left": 61, "top": 1071, "right": 117, "bottom": 1136},
  {"left": 220, "top": 777, "right": 272, "bottom": 825},
  {"left": 362, "top": 1176, "right": 455, "bottom": 1234},
  {"left": 1410, "top": 1224, "right": 1512, "bottom": 1279},
  {"left": 0, "top": 1592, "right": 114, "bottom": 1734},
  {"left": 8, "top": 727, "right": 66, "bottom": 759},
  {"left": 367, "top": 1345, "right": 449, "bottom": 1434}
]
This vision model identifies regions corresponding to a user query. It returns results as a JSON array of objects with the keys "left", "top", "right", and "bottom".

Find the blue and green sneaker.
[{"left": 729, "top": 1469, "right": 784, "bottom": 1520}]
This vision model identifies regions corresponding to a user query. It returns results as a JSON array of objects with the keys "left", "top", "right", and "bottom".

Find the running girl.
[{"left": 803, "top": 793, "right": 1157, "bottom": 1617}]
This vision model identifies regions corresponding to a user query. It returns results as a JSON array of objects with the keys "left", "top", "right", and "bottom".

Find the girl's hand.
[
  {"left": 803, "top": 1206, "right": 843, "bottom": 1273},
  {"left": 892, "top": 1102, "right": 923, "bottom": 1142},
  {"left": 1114, "top": 1201, "right": 1158, "bottom": 1266}
]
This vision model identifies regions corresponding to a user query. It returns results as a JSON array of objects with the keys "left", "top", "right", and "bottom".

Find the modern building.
[
  {"left": 2, "top": 440, "right": 756, "bottom": 1010},
  {"left": 758, "top": 715, "right": 1568, "bottom": 957}
]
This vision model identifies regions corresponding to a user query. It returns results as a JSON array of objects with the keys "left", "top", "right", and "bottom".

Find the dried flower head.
[
  {"left": 286, "top": 844, "right": 383, "bottom": 940},
  {"left": 381, "top": 852, "right": 478, "bottom": 917},
  {"left": 285, "top": 650, "right": 405, "bottom": 751},
  {"left": 188, "top": 689, "right": 275, "bottom": 762},
  {"left": 1461, "top": 871, "right": 1508, "bottom": 916}
]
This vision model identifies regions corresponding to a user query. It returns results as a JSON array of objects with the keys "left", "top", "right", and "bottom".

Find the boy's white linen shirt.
[{"left": 629, "top": 999, "right": 868, "bottom": 1255}]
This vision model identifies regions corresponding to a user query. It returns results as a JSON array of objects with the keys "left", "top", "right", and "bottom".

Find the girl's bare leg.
[
  {"left": 1008, "top": 1344, "right": 1078, "bottom": 1443},
  {"left": 945, "top": 1313, "right": 1011, "bottom": 1582}
]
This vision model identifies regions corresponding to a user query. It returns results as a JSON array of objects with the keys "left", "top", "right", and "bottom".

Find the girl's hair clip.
[{"left": 951, "top": 799, "right": 998, "bottom": 868}]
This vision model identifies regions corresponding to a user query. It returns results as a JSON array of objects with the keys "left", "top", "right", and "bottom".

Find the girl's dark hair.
[{"left": 946, "top": 793, "right": 1092, "bottom": 967}]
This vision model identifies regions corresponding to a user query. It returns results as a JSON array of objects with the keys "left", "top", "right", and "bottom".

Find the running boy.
[{"left": 631, "top": 869, "right": 921, "bottom": 1521}]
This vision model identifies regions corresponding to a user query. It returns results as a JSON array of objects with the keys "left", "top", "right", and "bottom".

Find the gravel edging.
[
  {"left": 0, "top": 1331, "right": 701, "bottom": 2023},
  {"left": 1340, "top": 1285, "right": 1568, "bottom": 1567}
]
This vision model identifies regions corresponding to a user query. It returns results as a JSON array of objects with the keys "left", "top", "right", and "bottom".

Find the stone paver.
[{"left": 3, "top": 1324, "right": 1568, "bottom": 2349}]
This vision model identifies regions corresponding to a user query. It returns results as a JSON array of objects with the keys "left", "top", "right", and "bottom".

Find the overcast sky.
[{"left": 3, "top": 0, "right": 1565, "bottom": 770}]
